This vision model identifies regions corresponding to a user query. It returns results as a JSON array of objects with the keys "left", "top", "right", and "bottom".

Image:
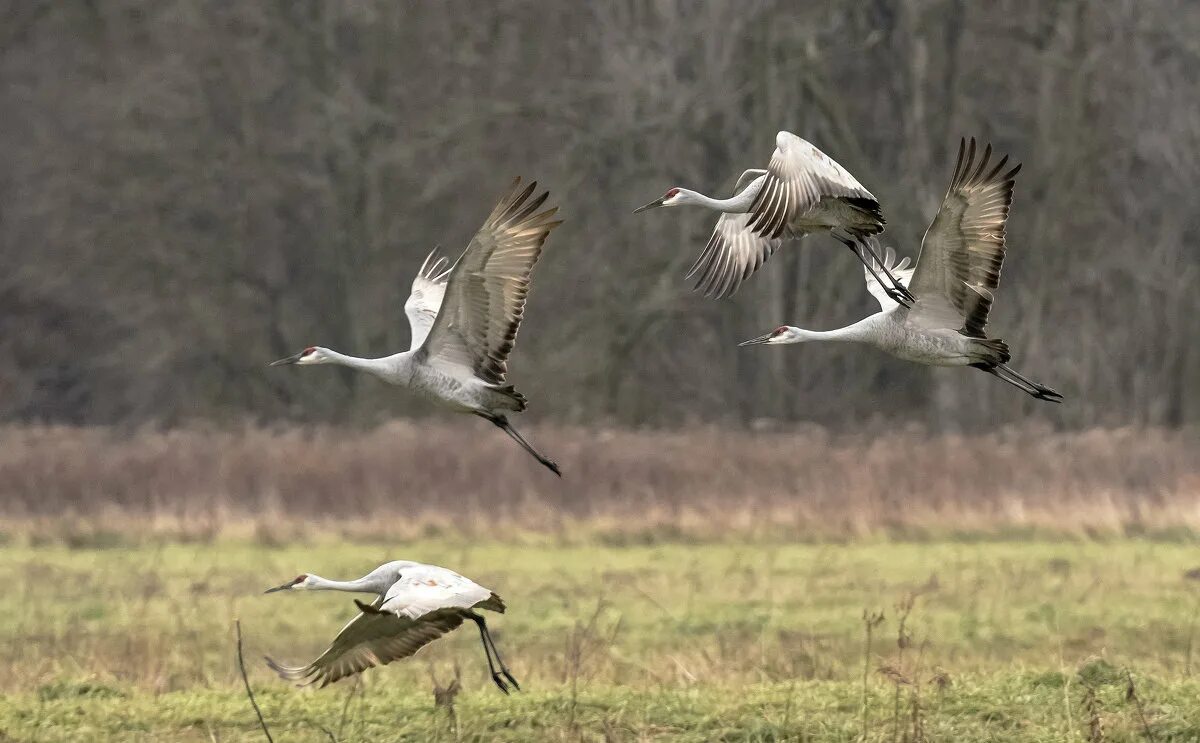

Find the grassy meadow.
[
  {"left": 1, "top": 424, "right": 1198, "bottom": 740},
  {"left": 1, "top": 538, "right": 1199, "bottom": 741}
]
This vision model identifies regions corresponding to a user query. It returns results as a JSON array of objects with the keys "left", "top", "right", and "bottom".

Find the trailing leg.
[
  {"left": 832, "top": 229, "right": 914, "bottom": 306},
  {"left": 479, "top": 617, "right": 520, "bottom": 691},
  {"left": 856, "top": 237, "right": 916, "bottom": 305},
  {"left": 469, "top": 613, "right": 510, "bottom": 694},
  {"left": 997, "top": 364, "right": 1063, "bottom": 403},
  {"left": 972, "top": 362, "right": 1063, "bottom": 403},
  {"left": 477, "top": 413, "right": 562, "bottom": 476}
]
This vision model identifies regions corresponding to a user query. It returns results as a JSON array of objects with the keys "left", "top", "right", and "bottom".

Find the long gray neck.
[
  {"left": 791, "top": 315, "right": 883, "bottom": 344},
  {"left": 324, "top": 350, "right": 407, "bottom": 381},
  {"left": 678, "top": 176, "right": 766, "bottom": 214},
  {"left": 306, "top": 574, "right": 389, "bottom": 594}
]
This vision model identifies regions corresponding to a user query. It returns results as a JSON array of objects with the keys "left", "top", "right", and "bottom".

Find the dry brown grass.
[{"left": 0, "top": 422, "right": 1196, "bottom": 543}]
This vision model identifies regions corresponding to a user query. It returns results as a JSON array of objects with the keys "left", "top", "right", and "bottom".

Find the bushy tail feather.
[
  {"left": 844, "top": 196, "right": 885, "bottom": 237},
  {"left": 492, "top": 385, "right": 527, "bottom": 412},
  {"left": 970, "top": 338, "right": 1011, "bottom": 366},
  {"left": 479, "top": 592, "right": 507, "bottom": 614}
]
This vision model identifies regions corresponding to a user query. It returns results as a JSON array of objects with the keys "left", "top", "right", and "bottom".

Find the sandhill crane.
[
  {"left": 634, "top": 130, "right": 913, "bottom": 303},
  {"left": 263, "top": 560, "right": 519, "bottom": 693},
  {"left": 739, "top": 139, "right": 1062, "bottom": 403},
  {"left": 270, "top": 178, "right": 563, "bottom": 476}
]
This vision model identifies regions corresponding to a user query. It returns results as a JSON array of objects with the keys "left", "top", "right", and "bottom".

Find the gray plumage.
[
  {"left": 270, "top": 178, "right": 563, "bottom": 475},
  {"left": 740, "top": 139, "right": 1061, "bottom": 403},
  {"left": 634, "top": 131, "right": 902, "bottom": 301},
  {"left": 263, "top": 561, "right": 517, "bottom": 692}
]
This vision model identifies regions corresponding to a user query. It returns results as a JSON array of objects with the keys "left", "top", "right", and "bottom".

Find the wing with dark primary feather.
[
  {"left": 744, "top": 131, "right": 881, "bottom": 240},
  {"left": 687, "top": 209, "right": 784, "bottom": 299},
  {"left": 265, "top": 565, "right": 503, "bottom": 688},
  {"left": 418, "top": 178, "right": 562, "bottom": 384},
  {"left": 906, "top": 138, "right": 1021, "bottom": 336},
  {"left": 266, "top": 607, "right": 466, "bottom": 688}
]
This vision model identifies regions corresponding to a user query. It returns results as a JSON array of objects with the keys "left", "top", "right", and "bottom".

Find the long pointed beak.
[
  {"left": 269, "top": 353, "right": 303, "bottom": 367},
  {"left": 632, "top": 196, "right": 666, "bottom": 214},
  {"left": 263, "top": 583, "right": 293, "bottom": 594},
  {"left": 738, "top": 333, "right": 775, "bottom": 347}
]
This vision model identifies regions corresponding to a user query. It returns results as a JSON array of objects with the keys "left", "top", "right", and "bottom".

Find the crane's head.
[
  {"left": 269, "top": 346, "right": 329, "bottom": 366},
  {"left": 633, "top": 187, "right": 684, "bottom": 213},
  {"left": 738, "top": 326, "right": 802, "bottom": 346},
  {"left": 264, "top": 574, "right": 313, "bottom": 593}
]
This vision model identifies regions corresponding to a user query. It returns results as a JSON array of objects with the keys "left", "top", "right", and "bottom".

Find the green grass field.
[{"left": 1, "top": 538, "right": 1198, "bottom": 741}]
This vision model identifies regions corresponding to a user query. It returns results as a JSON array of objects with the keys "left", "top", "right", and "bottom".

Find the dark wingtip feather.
[
  {"left": 970, "top": 143, "right": 993, "bottom": 183},
  {"left": 984, "top": 154, "right": 1010, "bottom": 183},
  {"left": 512, "top": 189, "right": 549, "bottom": 221},
  {"left": 951, "top": 138, "right": 968, "bottom": 185},
  {"left": 511, "top": 180, "right": 537, "bottom": 210},
  {"left": 355, "top": 599, "right": 384, "bottom": 614}
]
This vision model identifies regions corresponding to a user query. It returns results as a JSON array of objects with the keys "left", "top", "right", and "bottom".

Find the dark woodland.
[{"left": 3, "top": 0, "right": 1197, "bottom": 430}]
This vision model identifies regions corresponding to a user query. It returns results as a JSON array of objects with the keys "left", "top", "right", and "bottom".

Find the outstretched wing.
[
  {"left": 418, "top": 178, "right": 562, "bottom": 384},
  {"left": 687, "top": 212, "right": 784, "bottom": 299},
  {"left": 906, "top": 138, "right": 1021, "bottom": 335},
  {"left": 745, "top": 131, "right": 880, "bottom": 239},
  {"left": 265, "top": 606, "right": 466, "bottom": 688},
  {"left": 685, "top": 169, "right": 780, "bottom": 299},
  {"left": 862, "top": 241, "right": 914, "bottom": 311},
  {"left": 404, "top": 249, "right": 454, "bottom": 351}
]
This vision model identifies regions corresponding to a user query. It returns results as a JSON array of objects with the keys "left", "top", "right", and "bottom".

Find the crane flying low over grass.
[
  {"left": 270, "top": 178, "right": 563, "bottom": 476},
  {"left": 263, "top": 560, "right": 519, "bottom": 693},
  {"left": 634, "top": 130, "right": 913, "bottom": 304},
  {"left": 740, "top": 139, "right": 1062, "bottom": 403}
]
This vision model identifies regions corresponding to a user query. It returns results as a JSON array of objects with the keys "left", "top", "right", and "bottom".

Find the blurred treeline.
[{"left": 2, "top": 0, "right": 1197, "bottom": 429}]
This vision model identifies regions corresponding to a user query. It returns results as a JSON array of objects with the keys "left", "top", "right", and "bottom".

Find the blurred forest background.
[{"left": 2, "top": 0, "right": 1198, "bottom": 431}]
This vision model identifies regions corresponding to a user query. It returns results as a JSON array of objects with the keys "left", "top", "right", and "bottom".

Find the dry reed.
[{"left": 0, "top": 422, "right": 1195, "bottom": 542}]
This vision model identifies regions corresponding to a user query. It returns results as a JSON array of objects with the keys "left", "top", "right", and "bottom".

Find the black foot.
[
  {"left": 886, "top": 285, "right": 916, "bottom": 307},
  {"left": 1032, "top": 386, "right": 1064, "bottom": 403},
  {"left": 500, "top": 669, "right": 521, "bottom": 691},
  {"left": 840, "top": 234, "right": 916, "bottom": 307},
  {"left": 491, "top": 672, "right": 512, "bottom": 695}
]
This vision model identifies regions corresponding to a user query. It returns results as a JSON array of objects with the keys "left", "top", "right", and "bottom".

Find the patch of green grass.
[{"left": 0, "top": 539, "right": 1198, "bottom": 740}]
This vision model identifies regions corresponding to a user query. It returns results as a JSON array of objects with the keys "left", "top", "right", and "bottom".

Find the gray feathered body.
[
  {"left": 373, "top": 353, "right": 524, "bottom": 415},
  {"left": 789, "top": 196, "right": 884, "bottom": 239},
  {"left": 849, "top": 311, "right": 1004, "bottom": 367},
  {"left": 265, "top": 560, "right": 508, "bottom": 689},
  {"left": 274, "top": 178, "right": 560, "bottom": 473}
]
